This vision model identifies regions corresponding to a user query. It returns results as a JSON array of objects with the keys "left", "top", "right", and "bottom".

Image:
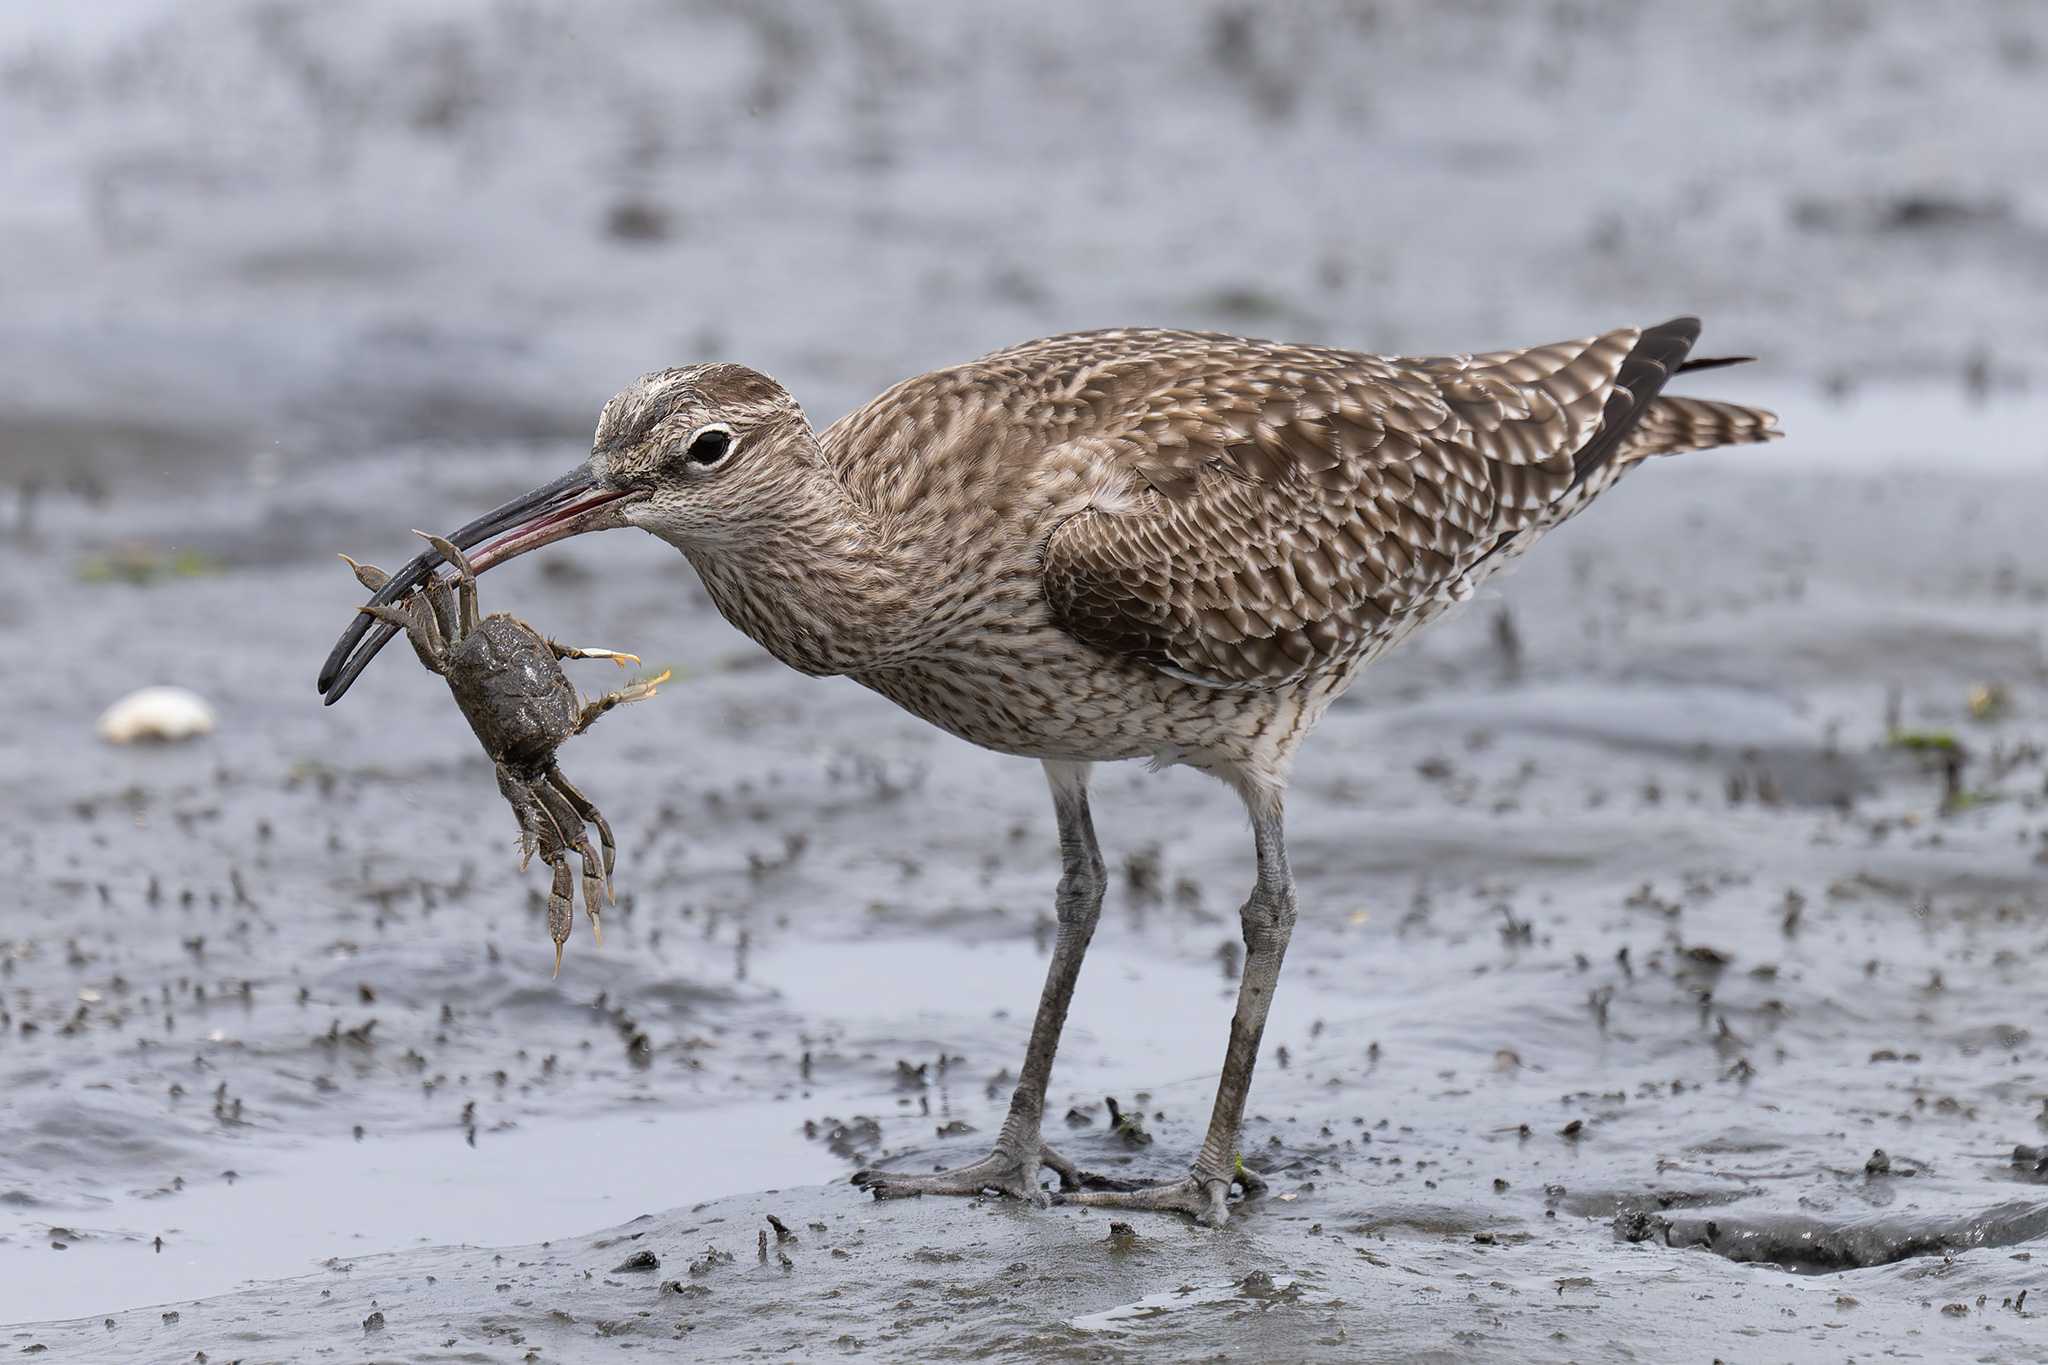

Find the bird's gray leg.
[
  {"left": 1061, "top": 790, "right": 1293, "bottom": 1227},
  {"left": 853, "top": 760, "right": 1119, "bottom": 1204}
]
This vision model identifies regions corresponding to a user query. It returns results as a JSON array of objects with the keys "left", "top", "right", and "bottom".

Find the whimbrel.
[{"left": 319, "top": 318, "right": 1779, "bottom": 1225}]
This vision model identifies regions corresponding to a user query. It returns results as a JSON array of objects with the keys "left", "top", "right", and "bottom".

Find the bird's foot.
[
  {"left": 1057, "top": 1161, "right": 1268, "bottom": 1228},
  {"left": 853, "top": 1142, "right": 1127, "bottom": 1206},
  {"left": 853, "top": 1145, "right": 1047, "bottom": 1204},
  {"left": 1036, "top": 1143, "right": 1144, "bottom": 1195}
]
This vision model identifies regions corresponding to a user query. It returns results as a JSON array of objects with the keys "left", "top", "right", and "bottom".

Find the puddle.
[{"left": 0, "top": 1098, "right": 837, "bottom": 1326}]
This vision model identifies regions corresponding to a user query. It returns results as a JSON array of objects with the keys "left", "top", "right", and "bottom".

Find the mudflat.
[{"left": 2, "top": 405, "right": 2044, "bottom": 1359}]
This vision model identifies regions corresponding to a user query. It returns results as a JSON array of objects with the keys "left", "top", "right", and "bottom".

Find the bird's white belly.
[{"left": 852, "top": 632, "right": 1349, "bottom": 784}]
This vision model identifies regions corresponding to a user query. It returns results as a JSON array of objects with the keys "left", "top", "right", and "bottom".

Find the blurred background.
[
  {"left": 2, "top": 2, "right": 2045, "bottom": 1355},
  {"left": 4, "top": 0, "right": 2045, "bottom": 464}
]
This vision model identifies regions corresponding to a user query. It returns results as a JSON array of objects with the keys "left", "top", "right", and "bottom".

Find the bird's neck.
[{"left": 685, "top": 457, "right": 923, "bottom": 678}]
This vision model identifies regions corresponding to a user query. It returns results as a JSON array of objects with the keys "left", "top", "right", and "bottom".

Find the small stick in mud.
[{"left": 341, "top": 535, "right": 667, "bottom": 974}]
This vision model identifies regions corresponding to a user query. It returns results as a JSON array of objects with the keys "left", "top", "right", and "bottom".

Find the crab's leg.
[
  {"left": 499, "top": 765, "right": 577, "bottom": 974},
  {"left": 339, "top": 555, "right": 390, "bottom": 592},
  {"left": 536, "top": 781, "right": 608, "bottom": 940},
  {"left": 420, "top": 571, "right": 462, "bottom": 648},
  {"left": 548, "top": 642, "right": 640, "bottom": 668},
  {"left": 356, "top": 600, "right": 447, "bottom": 674},
  {"left": 572, "top": 670, "right": 672, "bottom": 736},
  {"left": 354, "top": 602, "right": 412, "bottom": 631},
  {"left": 495, "top": 765, "right": 548, "bottom": 872},
  {"left": 546, "top": 766, "right": 616, "bottom": 878},
  {"left": 546, "top": 858, "right": 574, "bottom": 978},
  {"left": 416, "top": 532, "right": 480, "bottom": 635}
]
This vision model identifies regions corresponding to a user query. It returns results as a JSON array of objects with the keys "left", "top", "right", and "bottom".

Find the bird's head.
[
  {"left": 315, "top": 362, "right": 819, "bottom": 702},
  {"left": 590, "top": 364, "right": 818, "bottom": 553},
  {"left": 457, "top": 364, "right": 816, "bottom": 571}
]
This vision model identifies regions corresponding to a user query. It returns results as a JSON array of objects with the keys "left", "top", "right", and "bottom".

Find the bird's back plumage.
[{"left": 823, "top": 320, "right": 1777, "bottom": 697}]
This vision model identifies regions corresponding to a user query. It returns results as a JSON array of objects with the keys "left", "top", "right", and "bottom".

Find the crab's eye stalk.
[{"left": 682, "top": 423, "right": 735, "bottom": 470}]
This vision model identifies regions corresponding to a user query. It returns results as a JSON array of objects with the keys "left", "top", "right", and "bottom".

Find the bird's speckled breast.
[{"left": 850, "top": 603, "right": 1347, "bottom": 784}]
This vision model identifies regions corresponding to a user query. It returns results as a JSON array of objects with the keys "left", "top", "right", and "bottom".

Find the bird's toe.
[
  {"left": 850, "top": 1149, "right": 1051, "bottom": 1204},
  {"left": 1055, "top": 1171, "right": 1246, "bottom": 1226}
]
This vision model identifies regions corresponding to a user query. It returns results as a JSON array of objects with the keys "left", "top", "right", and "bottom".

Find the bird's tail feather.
[
  {"left": 1575, "top": 320, "right": 1781, "bottom": 473},
  {"left": 1676, "top": 354, "right": 1755, "bottom": 375},
  {"left": 1569, "top": 315, "right": 1701, "bottom": 487},
  {"left": 1622, "top": 394, "right": 1781, "bottom": 461}
]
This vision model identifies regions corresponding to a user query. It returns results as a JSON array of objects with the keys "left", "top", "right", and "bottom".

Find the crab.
[{"left": 342, "top": 532, "right": 668, "bottom": 974}]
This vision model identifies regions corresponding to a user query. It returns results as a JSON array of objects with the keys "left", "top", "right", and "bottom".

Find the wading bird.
[{"left": 319, "top": 318, "right": 1778, "bottom": 1225}]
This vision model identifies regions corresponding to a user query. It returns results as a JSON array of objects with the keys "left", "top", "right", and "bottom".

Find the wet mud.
[
  {"left": 5, "top": 2, "right": 2048, "bottom": 1360},
  {"left": 4, "top": 417, "right": 2044, "bottom": 1361}
]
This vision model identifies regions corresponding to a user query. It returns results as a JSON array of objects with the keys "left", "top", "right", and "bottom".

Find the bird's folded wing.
[{"left": 1040, "top": 324, "right": 1740, "bottom": 689}]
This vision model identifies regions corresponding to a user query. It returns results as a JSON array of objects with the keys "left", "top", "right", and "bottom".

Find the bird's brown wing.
[{"left": 1037, "top": 319, "right": 1776, "bottom": 689}]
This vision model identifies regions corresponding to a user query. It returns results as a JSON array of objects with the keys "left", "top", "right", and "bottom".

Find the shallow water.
[{"left": 6, "top": 1098, "right": 838, "bottom": 1323}]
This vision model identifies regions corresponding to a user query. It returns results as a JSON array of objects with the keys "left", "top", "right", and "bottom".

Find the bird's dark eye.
[{"left": 684, "top": 426, "right": 734, "bottom": 467}]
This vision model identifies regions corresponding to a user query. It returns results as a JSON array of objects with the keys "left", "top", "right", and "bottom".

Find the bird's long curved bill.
[{"left": 316, "top": 463, "right": 643, "bottom": 704}]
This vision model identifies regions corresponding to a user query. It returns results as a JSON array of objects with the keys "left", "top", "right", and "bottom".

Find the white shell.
[{"left": 96, "top": 686, "right": 217, "bottom": 744}]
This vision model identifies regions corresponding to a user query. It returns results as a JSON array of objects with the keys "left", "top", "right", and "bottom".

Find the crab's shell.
[{"left": 445, "top": 615, "right": 581, "bottom": 773}]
